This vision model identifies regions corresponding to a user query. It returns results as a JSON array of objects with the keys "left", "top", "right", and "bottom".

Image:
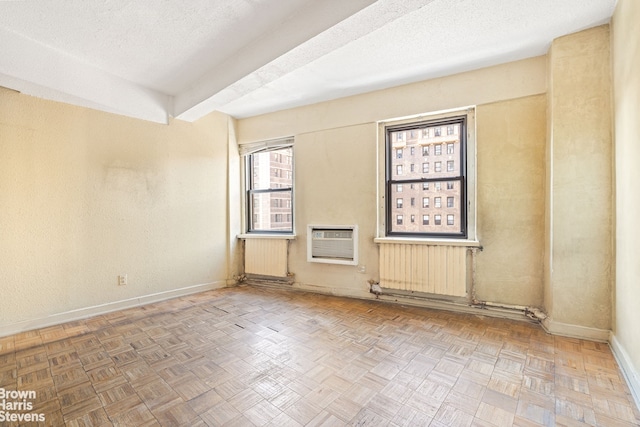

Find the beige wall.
[
  {"left": 545, "top": 25, "right": 613, "bottom": 335},
  {"left": 0, "top": 88, "right": 232, "bottom": 333},
  {"left": 238, "top": 56, "right": 546, "bottom": 142},
  {"left": 239, "top": 58, "right": 548, "bottom": 307},
  {"left": 612, "top": 0, "right": 640, "bottom": 402},
  {"left": 475, "top": 96, "right": 546, "bottom": 307},
  {"left": 289, "top": 124, "right": 379, "bottom": 296}
]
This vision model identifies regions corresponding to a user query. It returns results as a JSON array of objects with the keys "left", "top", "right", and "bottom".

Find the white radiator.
[
  {"left": 244, "top": 239, "right": 288, "bottom": 277},
  {"left": 379, "top": 244, "right": 468, "bottom": 297}
]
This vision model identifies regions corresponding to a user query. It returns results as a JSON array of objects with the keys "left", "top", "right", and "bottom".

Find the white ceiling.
[{"left": 0, "top": 0, "right": 616, "bottom": 123}]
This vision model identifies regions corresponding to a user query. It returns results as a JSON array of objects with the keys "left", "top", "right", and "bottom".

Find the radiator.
[
  {"left": 244, "top": 238, "right": 288, "bottom": 277},
  {"left": 379, "top": 244, "right": 468, "bottom": 297}
]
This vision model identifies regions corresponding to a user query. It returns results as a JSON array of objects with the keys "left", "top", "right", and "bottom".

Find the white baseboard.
[
  {"left": 541, "top": 318, "right": 610, "bottom": 342},
  {"left": 0, "top": 280, "right": 231, "bottom": 338},
  {"left": 610, "top": 334, "right": 640, "bottom": 410}
]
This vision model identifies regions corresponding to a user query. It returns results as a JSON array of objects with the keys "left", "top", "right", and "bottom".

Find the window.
[
  {"left": 383, "top": 111, "right": 474, "bottom": 238},
  {"left": 396, "top": 148, "right": 403, "bottom": 159},
  {"left": 410, "top": 164, "right": 415, "bottom": 172},
  {"left": 411, "top": 197, "right": 415, "bottom": 207},
  {"left": 397, "top": 184, "right": 403, "bottom": 192},
  {"left": 396, "top": 198, "right": 403, "bottom": 208},
  {"left": 447, "top": 161, "right": 454, "bottom": 172},
  {"left": 410, "top": 147, "right": 415, "bottom": 156},
  {"left": 246, "top": 144, "right": 293, "bottom": 233},
  {"left": 411, "top": 215, "right": 415, "bottom": 223}
]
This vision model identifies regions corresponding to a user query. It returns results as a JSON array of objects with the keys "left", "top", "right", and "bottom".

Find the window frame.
[
  {"left": 243, "top": 141, "right": 294, "bottom": 235},
  {"left": 378, "top": 108, "right": 476, "bottom": 241}
]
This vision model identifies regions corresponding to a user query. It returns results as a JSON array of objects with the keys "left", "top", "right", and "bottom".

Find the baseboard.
[
  {"left": 292, "top": 281, "right": 372, "bottom": 300},
  {"left": 377, "top": 293, "right": 536, "bottom": 323},
  {"left": 0, "top": 280, "right": 231, "bottom": 338},
  {"left": 541, "top": 318, "right": 610, "bottom": 342},
  {"left": 250, "top": 280, "right": 537, "bottom": 324},
  {"left": 610, "top": 334, "right": 640, "bottom": 410}
]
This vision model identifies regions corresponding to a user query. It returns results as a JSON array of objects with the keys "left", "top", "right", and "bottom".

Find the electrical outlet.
[
  {"left": 357, "top": 265, "right": 366, "bottom": 273},
  {"left": 118, "top": 274, "right": 127, "bottom": 286}
]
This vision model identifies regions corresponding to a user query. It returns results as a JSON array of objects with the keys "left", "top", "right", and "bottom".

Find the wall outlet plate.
[{"left": 118, "top": 274, "right": 127, "bottom": 286}]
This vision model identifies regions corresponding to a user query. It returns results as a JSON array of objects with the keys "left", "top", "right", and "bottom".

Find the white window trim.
[{"left": 376, "top": 107, "right": 477, "bottom": 243}]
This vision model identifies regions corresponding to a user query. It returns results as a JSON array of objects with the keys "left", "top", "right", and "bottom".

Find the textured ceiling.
[{"left": 0, "top": 0, "right": 616, "bottom": 123}]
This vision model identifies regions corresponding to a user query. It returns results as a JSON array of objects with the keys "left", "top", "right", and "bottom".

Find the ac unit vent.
[{"left": 307, "top": 225, "right": 358, "bottom": 265}]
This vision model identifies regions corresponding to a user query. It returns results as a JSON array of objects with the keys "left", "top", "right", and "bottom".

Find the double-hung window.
[
  {"left": 243, "top": 138, "right": 294, "bottom": 233},
  {"left": 381, "top": 109, "right": 475, "bottom": 239}
]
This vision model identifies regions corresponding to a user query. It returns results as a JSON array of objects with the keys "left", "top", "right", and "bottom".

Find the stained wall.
[{"left": 0, "top": 89, "right": 232, "bottom": 333}]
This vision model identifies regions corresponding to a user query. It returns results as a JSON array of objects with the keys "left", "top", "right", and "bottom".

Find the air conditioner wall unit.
[{"left": 307, "top": 224, "right": 358, "bottom": 265}]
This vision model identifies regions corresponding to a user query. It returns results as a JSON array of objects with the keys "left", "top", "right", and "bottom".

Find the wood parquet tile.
[{"left": 0, "top": 284, "right": 639, "bottom": 426}]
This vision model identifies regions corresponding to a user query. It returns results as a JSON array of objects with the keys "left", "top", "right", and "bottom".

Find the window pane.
[
  {"left": 251, "top": 147, "right": 293, "bottom": 190},
  {"left": 251, "top": 190, "right": 293, "bottom": 231},
  {"left": 250, "top": 191, "right": 292, "bottom": 231},
  {"left": 389, "top": 179, "right": 462, "bottom": 234},
  {"left": 390, "top": 121, "right": 462, "bottom": 181}
]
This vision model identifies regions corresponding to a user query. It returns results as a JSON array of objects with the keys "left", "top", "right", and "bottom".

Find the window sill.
[
  {"left": 374, "top": 237, "right": 481, "bottom": 247},
  {"left": 238, "top": 234, "right": 296, "bottom": 240}
]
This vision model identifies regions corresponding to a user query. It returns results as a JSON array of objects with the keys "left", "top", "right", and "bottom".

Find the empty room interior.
[{"left": 1, "top": 0, "right": 639, "bottom": 426}]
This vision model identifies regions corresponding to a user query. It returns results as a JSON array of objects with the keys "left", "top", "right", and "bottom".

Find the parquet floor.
[{"left": 1, "top": 285, "right": 639, "bottom": 426}]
